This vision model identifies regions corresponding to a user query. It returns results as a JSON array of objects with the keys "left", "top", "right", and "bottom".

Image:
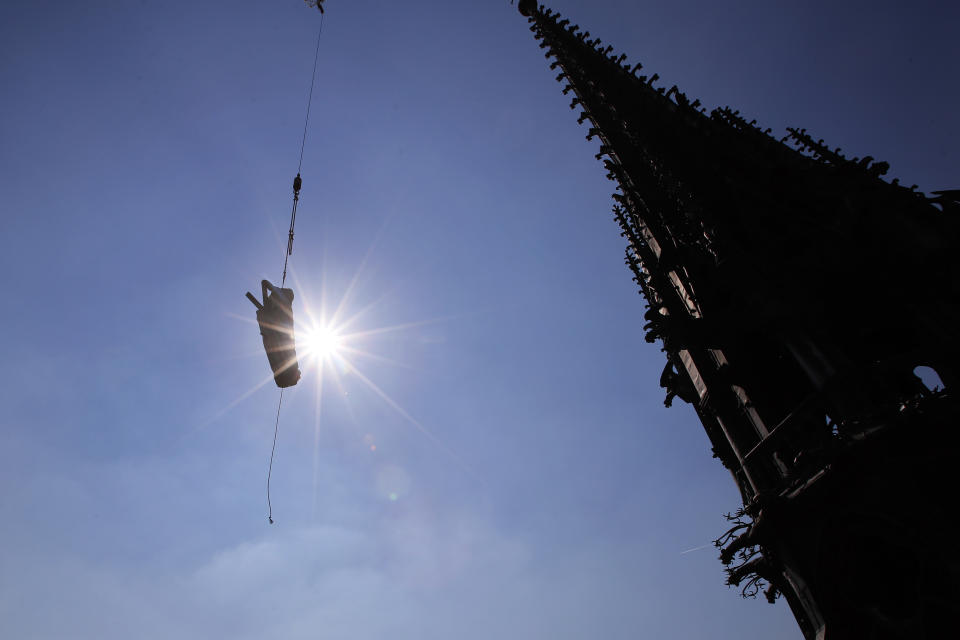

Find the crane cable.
[
  {"left": 282, "top": 12, "right": 324, "bottom": 288},
  {"left": 268, "top": 12, "right": 325, "bottom": 525}
]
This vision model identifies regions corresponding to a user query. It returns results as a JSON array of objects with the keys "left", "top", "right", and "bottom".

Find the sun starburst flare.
[{"left": 300, "top": 323, "right": 344, "bottom": 362}]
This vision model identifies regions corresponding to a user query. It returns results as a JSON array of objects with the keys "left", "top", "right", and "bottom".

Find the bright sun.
[{"left": 303, "top": 324, "right": 343, "bottom": 361}]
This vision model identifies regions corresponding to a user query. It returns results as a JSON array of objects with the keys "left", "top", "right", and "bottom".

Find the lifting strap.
[{"left": 282, "top": 174, "right": 301, "bottom": 287}]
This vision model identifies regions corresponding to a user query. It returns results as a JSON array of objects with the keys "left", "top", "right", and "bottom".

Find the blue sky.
[{"left": 1, "top": 1, "right": 957, "bottom": 638}]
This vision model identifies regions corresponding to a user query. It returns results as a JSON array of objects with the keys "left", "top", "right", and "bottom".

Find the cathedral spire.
[{"left": 519, "top": 4, "right": 960, "bottom": 639}]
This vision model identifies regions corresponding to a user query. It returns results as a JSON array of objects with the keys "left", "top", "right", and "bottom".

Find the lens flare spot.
[{"left": 376, "top": 464, "right": 411, "bottom": 502}]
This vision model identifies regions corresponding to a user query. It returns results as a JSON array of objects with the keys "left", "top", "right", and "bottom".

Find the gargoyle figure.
[{"left": 659, "top": 358, "right": 698, "bottom": 407}]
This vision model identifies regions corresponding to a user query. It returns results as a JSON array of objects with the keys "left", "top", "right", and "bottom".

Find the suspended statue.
[
  {"left": 246, "top": 280, "right": 302, "bottom": 388},
  {"left": 246, "top": 169, "right": 305, "bottom": 388}
]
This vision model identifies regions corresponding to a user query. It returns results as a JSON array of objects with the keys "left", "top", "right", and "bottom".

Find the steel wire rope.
[
  {"left": 267, "top": 13, "right": 325, "bottom": 524},
  {"left": 267, "top": 388, "right": 284, "bottom": 524}
]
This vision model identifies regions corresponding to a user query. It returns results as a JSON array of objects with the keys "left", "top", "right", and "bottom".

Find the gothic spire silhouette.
[{"left": 518, "top": 2, "right": 959, "bottom": 637}]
